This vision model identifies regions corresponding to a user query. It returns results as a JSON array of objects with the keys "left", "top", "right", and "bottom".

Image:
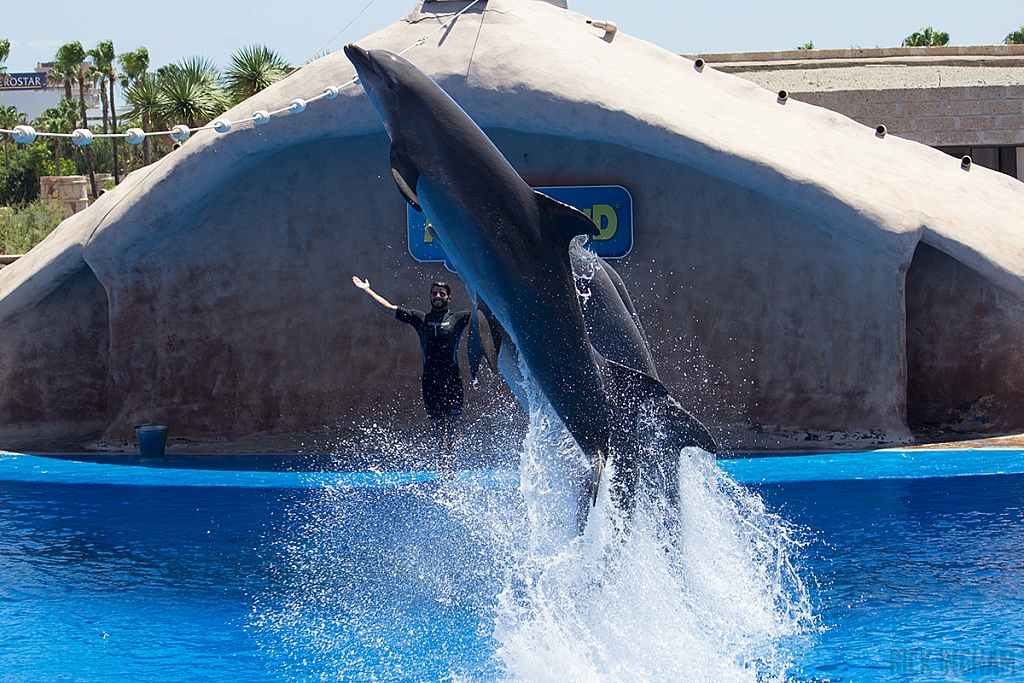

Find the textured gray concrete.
[{"left": 1, "top": 0, "right": 1024, "bottom": 453}]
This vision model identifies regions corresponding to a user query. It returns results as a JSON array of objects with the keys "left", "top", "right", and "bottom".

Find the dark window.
[{"left": 936, "top": 146, "right": 1020, "bottom": 179}]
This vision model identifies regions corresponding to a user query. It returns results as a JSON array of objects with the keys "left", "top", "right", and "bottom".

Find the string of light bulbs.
[{"left": 0, "top": 0, "right": 484, "bottom": 148}]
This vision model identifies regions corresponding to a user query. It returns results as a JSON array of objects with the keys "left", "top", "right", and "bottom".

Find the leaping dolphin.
[{"left": 345, "top": 45, "right": 715, "bottom": 530}]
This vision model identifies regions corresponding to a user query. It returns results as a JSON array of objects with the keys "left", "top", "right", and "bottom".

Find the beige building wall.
[{"left": 699, "top": 45, "right": 1024, "bottom": 178}]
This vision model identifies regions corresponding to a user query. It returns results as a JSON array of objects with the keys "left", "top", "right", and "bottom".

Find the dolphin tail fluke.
[
  {"left": 604, "top": 359, "right": 717, "bottom": 452},
  {"left": 652, "top": 394, "right": 719, "bottom": 455},
  {"left": 534, "top": 191, "right": 601, "bottom": 247},
  {"left": 604, "top": 359, "right": 718, "bottom": 509}
]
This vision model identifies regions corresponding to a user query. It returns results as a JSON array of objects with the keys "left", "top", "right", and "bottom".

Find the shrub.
[
  {"left": 0, "top": 165, "right": 40, "bottom": 206},
  {"left": 0, "top": 199, "right": 64, "bottom": 254}
]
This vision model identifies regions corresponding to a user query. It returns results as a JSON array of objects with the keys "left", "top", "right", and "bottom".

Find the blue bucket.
[{"left": 135, "top": 424, "right": 168, "bottom": 457}]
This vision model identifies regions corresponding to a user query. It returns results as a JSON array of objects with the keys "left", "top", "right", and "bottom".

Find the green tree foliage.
[
  {"left": 34, "top": 100, "right": 79, "bottom": 174},
  {"left": 0, "top": 165, "right": 39, "bottom": 206},
  {"left": 224, "top": 44, "right": 291, "bottom": 105},
  {"left": 88, "top": 41, "right": 115, "bottom": 134},
  {"left": 54, "top": 41, "right": 98, "bottom": 196},
  {"left": 0, "top": 104, "right": 25, "bottom": 171},
  {"left": 902, "top": 27, "right": 950, "bottom": 47},
  {"left": 0, "top": 38, "right": 9, "bottom": 75},
  {"left": 1006, "top": 26, "right": 1024, "bottom": 44},
  {"left": 47, "top": 53, "right": 78, "bottom": 106},
  {"left": 2, "top": 40, "right": 290, "bottom": 196},
  {"left": 158, "top": 56, "right": 229, "bottom": 128},
  {"left": 797, "top": 41, "right": 815, "bottom": 51},
  {"left": 124, "top": 78, "right": 163, "bottom": 166},
  {"left": 117, "top": 46, "right": 149, "bottom": 87},
  {"left": 89, "top": 39, "right": 121, "bottom": 181},
  {"left": 0, "top": 200, "right": 64, "bottom": 253}
]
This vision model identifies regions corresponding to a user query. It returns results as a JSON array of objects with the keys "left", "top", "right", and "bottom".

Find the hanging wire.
[
  {"left": 304, "top": 0, "right": 380, "bottom": 66},
  {"left": 0, "top": 0, "right": 485, "bottom": 147}
]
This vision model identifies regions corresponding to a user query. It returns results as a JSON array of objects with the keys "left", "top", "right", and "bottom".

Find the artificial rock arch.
[{"left": 2, "top": 0, "right": 1024, "bottom": 452}]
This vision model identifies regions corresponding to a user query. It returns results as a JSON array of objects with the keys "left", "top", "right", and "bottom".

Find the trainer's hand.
[{"left": 352, "top": 276, "right": 370, "bottom": 290}]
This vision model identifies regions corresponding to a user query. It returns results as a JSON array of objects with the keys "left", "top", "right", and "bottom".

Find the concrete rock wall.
[
  {"left": 0, "top": 265, "right": 109, "bottom": 443},
  {"left": 1, "top": 0, "right": 1024, "bottom": 452},
  {"left": 906, "top": 242, "right": 1024, "bottom": 432}
]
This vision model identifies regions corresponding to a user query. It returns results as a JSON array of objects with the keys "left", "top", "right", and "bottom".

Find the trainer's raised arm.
[{"left": 352, "top": 276, "right": 398, "bottom": 313}]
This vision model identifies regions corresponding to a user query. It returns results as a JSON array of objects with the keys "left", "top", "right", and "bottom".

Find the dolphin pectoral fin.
[
  {"left": 476, "top": 310, "right": 500, "bottom": 373},
  {"left": 591, "top": 448, "right": 604, "bottom": 507},
  {"left": 534, "top": 191, "right": 600, "bottom": 247},
  {"left": 468, "top": 312, "right": 484, "bottom": 382},
  {"left": 468, "top": 308, "right": 501, "bottom": 381},
  {"left": 390, "top": 145, "right": 422, "bottom": 211},
  {"left": 573, "top": 448, "right": 604, "bottom": 536}
]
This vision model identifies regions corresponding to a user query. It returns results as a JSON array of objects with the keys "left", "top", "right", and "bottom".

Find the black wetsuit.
[{"left": 396, "top": 307, "right": 472, "bottom": 419}]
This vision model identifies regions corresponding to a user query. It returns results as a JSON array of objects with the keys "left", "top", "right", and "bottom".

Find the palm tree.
[
  {"left": 117, "top": 46, "right": 149, "bottom": 88},
  {"left": 34, "top": 100, "right": 78, "bottom": 174},
  {"left": 0, "top": 104, "right": 25, "bottom": 171},
  {"left": 124, "top": 77, "right": 162, "bottom": 167},
  {"left": 159, "top": 56, "right": 228, "bottom": 129},
  {"left": 117, "top": 46, "right": 149, "bottom": 173},
  {"left": 223, "top": 45, "right": 291, "bottom": 105},
  {"left": 55, "top": 41, "right": 97, "bottom": 196},
  {"left": 1006, "top": 26, "right": 1024, "bottom": 44},
  {"left": 86, "top": 62, "right": 107, "bottom": 132},
  {"left": 0, "top": 39, "right": 10, "bottom": 76},
  {"left": 90, "top": 40, "right": 120, "bottom": 182},
  {"left": 47, "top": 57, "right": 78, "bottom": 110},
  {"left": 88, "top": 42, "right": 113, "bottom": 134},
  {"left": 902, "top": 27, "right": 950, "bottom": 47}
]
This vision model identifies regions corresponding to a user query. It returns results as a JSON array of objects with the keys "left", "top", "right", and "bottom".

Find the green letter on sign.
[{"left": 582, "top": 204, "right": 618, "bottom": 240}]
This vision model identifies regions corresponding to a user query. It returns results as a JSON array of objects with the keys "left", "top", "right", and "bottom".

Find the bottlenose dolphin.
[
  {"left": 471, "top": 245, "right": 718, "bottom": 507},
  {"left": 345, "top": 44, "right": 714, "bottom": 528}
]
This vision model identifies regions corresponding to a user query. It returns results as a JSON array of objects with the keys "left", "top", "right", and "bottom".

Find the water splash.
[
  {"left": 249, "top": 383, "right": 813, "bottom": 681},
  {"left": 492, "top": 399, "right": 814, "bottom": 682}
]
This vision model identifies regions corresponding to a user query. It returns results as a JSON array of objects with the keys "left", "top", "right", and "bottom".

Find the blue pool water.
[{"left": 0, "top": 448, "right": 1022, "bottom": 682}]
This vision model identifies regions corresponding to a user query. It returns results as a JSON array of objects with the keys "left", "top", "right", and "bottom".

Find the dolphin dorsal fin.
[
  {"left": 390, "top": 145, "right": 422, "bottom": 212},
  {"left": 534, "top": 191, "right": 600, "bottom": 247}
]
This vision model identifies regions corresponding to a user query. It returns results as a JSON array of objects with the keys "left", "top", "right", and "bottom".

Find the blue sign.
[
  {"left": 0, "top": 73, "right": 48, "bottom": 90},
  {"left": 407, "top": 185, "right": 634, "bottom": 268}
]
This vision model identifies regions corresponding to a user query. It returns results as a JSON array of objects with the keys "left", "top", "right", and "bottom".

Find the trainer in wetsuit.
[{"left": 352, "top": 276, "right": 472, "bottom": 470}]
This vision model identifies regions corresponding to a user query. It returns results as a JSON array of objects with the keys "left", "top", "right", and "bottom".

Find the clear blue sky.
[{"left": 4, "top": 0, "right": 1022, "bottom": 73}]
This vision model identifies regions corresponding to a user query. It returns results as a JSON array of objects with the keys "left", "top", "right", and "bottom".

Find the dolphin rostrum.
[{"left": 345, "top": 45, "right": 715, "bottom": 530}]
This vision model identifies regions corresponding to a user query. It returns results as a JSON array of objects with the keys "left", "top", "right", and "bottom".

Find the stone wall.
[
  {"left": 38, "top": 176, "right": 89, "bottom": 218},
  {"left": 792, "top": 86, "right": 1024, "bottom": 149}
]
